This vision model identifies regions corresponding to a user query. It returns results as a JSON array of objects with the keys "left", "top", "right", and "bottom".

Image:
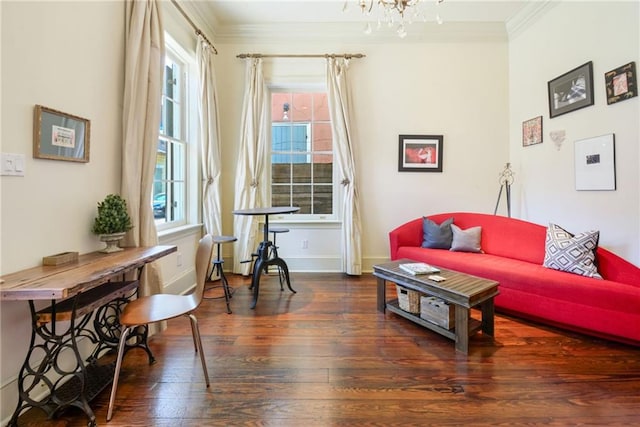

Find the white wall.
[
  {"left": 0, "top": 2, "right": 197, "bottom": 422},
  {"left": 1, "top": 0, "right": 637, "bottom": 423},
  {"left": 0, "top": 1, "right": 125, "bottom": 419},
  {"left": 508, "top": 1, "right": 640, "bottom": 264},
  {"left": 216, "top": 40, "right": 510, "bottom": 270}
]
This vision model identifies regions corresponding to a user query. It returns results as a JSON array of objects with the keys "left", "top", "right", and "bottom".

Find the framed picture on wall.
[
  {"left": 33, "top": 105, "right": 90, "bottom": 162},
  {"left": 398, "top": 135, "right": 443, "bottom": 172},
  {"left": 548, "top": 61, "right": 594, "bottom": 118},
  {"left": 574, "top": 133, "right": 616, "bottom": 191},
  {"left": 522, "top": 116, "right": 543, "bottom": 147},
  {"left": 605, "top": 61, "right": 637, "bottom": 105}
]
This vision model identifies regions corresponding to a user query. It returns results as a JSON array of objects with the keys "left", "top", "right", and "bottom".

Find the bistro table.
[
  {"left": 233, "top": 206, "right": 299, "bottom": 308},
  {"left": 0, "top": 245, "right": 176, "bottom": 426}
]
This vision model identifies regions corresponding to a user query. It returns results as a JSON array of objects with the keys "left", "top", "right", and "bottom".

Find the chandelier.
[{"left": 344, "top": 0, "right": 444, "bottom": 38}]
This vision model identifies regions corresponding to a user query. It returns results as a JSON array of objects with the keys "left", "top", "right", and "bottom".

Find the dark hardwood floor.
[{"left": 15, "top": 272, "right": 640, "bottom": 426}]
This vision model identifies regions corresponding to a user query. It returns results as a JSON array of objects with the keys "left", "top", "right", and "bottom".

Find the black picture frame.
[
  {"left": 547, "top": 61, "right": 594, "bottom": 118},
  {"left": 398, "top": 135, "right": 443, "bottom": 172},
  {"left": 605, "top": 61, "right": 637, "bottom": 105},
  {"left": 33, "top": 105, "right": 90, "bottom": 163}
]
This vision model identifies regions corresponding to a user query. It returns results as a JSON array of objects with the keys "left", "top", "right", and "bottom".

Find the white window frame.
[
  {"left": 155, "top": 33, "right": 199, "bottom": 234},
  {"left": 268, "top": 86, "right": 341, "bottom": 222}
]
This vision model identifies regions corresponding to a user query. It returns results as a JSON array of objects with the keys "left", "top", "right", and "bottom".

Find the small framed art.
[
  {"left": 548, "top": 61, "right": 594, "bottom": 118},
  {"left": 522, "top": 116, "right": 543, "bottom": 147},
  {"left": 574, "top": 134, "right": 615, "bottom": 191},
  {"left": 605, "top": 61, "right": 637, "bottom": 105},
  {"left": 398, "top": 134, "right": 443, "bottom": 172},
  {"left": 33, "top": 105, "right": 90, "bottom": 162}
]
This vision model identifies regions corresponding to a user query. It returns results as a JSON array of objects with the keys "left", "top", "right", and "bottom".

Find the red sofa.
[{"left": 389, "top": 212, "right": 640, "bottom": 346}]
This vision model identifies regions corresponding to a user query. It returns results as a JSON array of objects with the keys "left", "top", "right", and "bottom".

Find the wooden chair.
[{"left": 106, "top": 234, "right": 213, "bottom": 421}]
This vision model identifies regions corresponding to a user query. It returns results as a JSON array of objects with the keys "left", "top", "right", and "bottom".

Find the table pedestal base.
[{"left": 250, "top": 241, "right": 296, "bottom": 309}]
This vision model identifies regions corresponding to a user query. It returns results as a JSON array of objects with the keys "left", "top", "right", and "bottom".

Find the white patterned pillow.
[{"left": 543, "top": 223, "right": 602, "bottom": 279}]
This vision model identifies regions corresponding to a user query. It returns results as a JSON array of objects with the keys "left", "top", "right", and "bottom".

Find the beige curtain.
[
  {"left": 233, "top": 58, "right": 268, "bottom": 274},
  {"left": 120, "top": 0, "right": 165, "bottom": 333},
  {"left": 196, "top": 35, "right": 222, "bottom": 238},
  {"left": 326, "top": 57, "right": 362, "bottom": 275}
]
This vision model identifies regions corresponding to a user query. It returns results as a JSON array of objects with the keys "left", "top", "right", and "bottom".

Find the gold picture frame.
[{"left": 33, "top": 105, "right": 90, "bottom": 162}]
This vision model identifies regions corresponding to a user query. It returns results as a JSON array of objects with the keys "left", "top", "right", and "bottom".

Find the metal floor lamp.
[{"left": 494, "top": 163, "right": 515, "bottom": 217}]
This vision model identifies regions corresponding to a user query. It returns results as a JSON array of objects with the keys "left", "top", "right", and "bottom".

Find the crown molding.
[
  {"left": 506, "top": 0, "right": 558, "bottom": 40},
  {"left": 175, "top": 0, "right": 219, "bottom": 43},
  {"left": 213, "top": 21, "right": 509, "bottom": 45}
]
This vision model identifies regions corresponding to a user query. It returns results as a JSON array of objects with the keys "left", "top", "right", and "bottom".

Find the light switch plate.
[{"left": 1, "top": 153, "right": 26, "bottom": 176}]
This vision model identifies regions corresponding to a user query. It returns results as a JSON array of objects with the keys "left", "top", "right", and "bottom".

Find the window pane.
[
  {"left": 272, "top": 93, "right": 292, "bottom": 123},
  {"left": 153, "top": 183, "right": 167, "bottom": 221},
  {"left": 170, "top": 142, "right": 186, "bottom": 181},
  {"left": 272, "top": 159, "right": 290, "bottom": 184},
  {"left": 291, "top": 93, "right": 312, "bottom": 122},
  {"left": 171, "top": 181, "right": 185, "bottom": 222},
  {"left": 291, "top": 125, "right": 308, "bottom": 152},
  {"left": 312, "top": 122, "right": 332, "bottom": 152},
  {"left": 292, "top": 185, "right": 311, "bottom": 214},
  {"left": 272, "top": 125, "right": 291, "bottom": 152},
  {"left": 292, "top": 163, "right": 311, "bottom": 184},
  {"left": 313, "top": 162, "right": 332, "bottom": 184},
  {"left": 164, "top": 99, "right": 181, "bottom": 139},
  {"left": 271, "top": 184, "right": 291, "bottom": 207},
  {"left": 165, "top": 63, "right": 175, "bottom": 97},
  {"left": 313, "top": 184, "right": 333, "bottom": 214},
  {"left": 313, "top": 93, "right": 330, "bottom": 121}
]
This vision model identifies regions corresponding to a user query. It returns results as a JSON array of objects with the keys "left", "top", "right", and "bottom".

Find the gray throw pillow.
[
  {"left": 422, "top": 217, "right": 454, "bottom": 249},
  {"left": 450, "top": 224, "right": 483, "bottom": 253}
]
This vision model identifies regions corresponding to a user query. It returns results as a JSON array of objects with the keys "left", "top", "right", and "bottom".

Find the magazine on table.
[{"left": 399, "top": 262, "right": 440, "bottom": 275}]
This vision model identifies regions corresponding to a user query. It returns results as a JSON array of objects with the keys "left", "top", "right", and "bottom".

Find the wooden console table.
[{"left": 0, "top": 245, "right": 176, "bottom": 426}]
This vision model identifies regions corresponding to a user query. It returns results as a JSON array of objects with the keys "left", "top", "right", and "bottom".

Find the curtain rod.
[
  {"left": 170, "top": 0, "right": 218, "bottom": 54},
  {"left": 237, "top": 53, "right": 366, "bottom": 59}
]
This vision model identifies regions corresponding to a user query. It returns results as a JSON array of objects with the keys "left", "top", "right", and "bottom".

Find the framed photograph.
[
  {"left": 33, "top": 105, "right": 90, "bottom": 162},
  {"left": 575, "top": 133, "right": 615, "bottom": 191},
  {"left": 522, "top": 116, "right": 543, "bottom": 147},
  {"left": 398, "top": 134, "right": 443, "bottom": 172},
  {"left": 548, "top": 61, "right": 594, "bottom": 118},
  {"left": 605, "top": 61, "right": 637, "bottom": 105}
]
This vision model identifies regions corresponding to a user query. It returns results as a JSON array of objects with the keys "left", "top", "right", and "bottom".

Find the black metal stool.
[
  {"left": 268, "top": 227, "right": 290, "bottom": 290},
  {"left": 205, "top": 235, "right": 237, "bottom": 313}
]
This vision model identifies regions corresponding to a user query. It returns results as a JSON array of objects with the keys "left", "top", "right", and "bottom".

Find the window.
[
  {"left": 270, "top": 91, "right": 335, "bottom": 217},
  {"left": 153, "top": 38, "right": 193, "bottom": 229}
]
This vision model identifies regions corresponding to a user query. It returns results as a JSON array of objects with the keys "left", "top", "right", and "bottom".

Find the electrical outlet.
[{"left": 302, "top": 240, "right": 308, "bottom": 249}]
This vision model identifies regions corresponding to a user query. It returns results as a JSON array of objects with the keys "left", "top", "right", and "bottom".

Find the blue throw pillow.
[{"left": 422, "top": 217, "right": 454, "bottom": 249}]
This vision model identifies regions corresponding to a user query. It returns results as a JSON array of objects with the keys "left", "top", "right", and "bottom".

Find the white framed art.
[{"left": 574, "top": 134, "right": 616, "bottom": 191}]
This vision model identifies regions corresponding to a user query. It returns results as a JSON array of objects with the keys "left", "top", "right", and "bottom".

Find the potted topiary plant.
[{"left": 91, "top": 194, "right": 133, "bottom": 253}]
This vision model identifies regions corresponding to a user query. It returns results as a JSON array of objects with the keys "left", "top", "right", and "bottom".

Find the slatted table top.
[
  {"left": 373, "top": 258, "right": 499, "bottom": 308},
  {"left": 0, "top": 245, "right": 176, "bottom": 301}
]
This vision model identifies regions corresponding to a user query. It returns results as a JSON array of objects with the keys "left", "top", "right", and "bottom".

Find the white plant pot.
[{"left": 99, "top": 232, "right": 126, "bottom": 253}]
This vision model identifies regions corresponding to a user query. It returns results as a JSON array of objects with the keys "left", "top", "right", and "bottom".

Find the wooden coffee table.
[{"left": 373, "top": 259, "right": 499, "bottom": 354}]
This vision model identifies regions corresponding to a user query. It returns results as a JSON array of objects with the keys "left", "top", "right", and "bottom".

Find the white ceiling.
[
  {"left": 197, "top": 0, "right": 531, "bottom": 25},
  {"left": 186, "top": 0, "right": 544, "bottom": 43}
]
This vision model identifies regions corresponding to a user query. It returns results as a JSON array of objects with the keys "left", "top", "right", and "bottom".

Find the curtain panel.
[
  {"left": 120, "top": 0, "right": 166, "bottom": 333},
  {"left": 233, "top": 58, "right": 268, "bottom": 274},
  {"left": 197, "top": 35, "right": 222, "bottom": 239},
  {"left": 326, "top": 57, "right": 362, "bottom": 275}
]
